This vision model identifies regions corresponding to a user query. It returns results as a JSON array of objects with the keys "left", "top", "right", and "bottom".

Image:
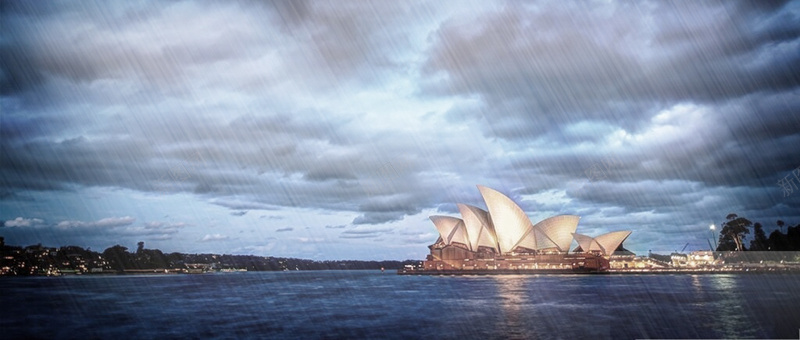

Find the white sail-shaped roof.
[
  {"left": 572, "top": 233, "right": 602, "bottom": 253},
  {"left": 535, "top": 227, "right": 558, "bottom": 249},
  {"left": 477, "top": 185, "right": 533, "bottom": 254},
  {"left": 477, "top": 226, "right": 498, "bottom": 251},
  {"left": 531, "top": 215, "right": 580, "bottom": 252},
  {"left": 457, "top": 204, "right": 498, "bottom": 251},
  {"left": 427, "top": 186, "right": 604, "bottom": 255},
  {"left": 572, "top": 231, "right": 631, "bottom": 256},
  {"left": 515, "top": 230, "right": 537, "bottom": 251},
  {"left": 510, "top": 217, "right": 579, "bottom": 252},
  {"left": 429, "top": 216, "right": 470, "bottom": 249},
  {"left": 594, "top": 231, "right": 631, "bottom": 256}
]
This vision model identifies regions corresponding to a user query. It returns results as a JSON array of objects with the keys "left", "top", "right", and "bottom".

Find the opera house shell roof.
[
  {"left": 429, "top": 185, "right": 630, "bottom": 256},
  {"left": 572, "top": 231, "right": 632, "bottom": 256}
]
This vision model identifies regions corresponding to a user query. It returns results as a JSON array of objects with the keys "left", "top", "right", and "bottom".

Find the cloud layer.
[{"left": 1, "top": 0, "right": 799, "bottom": 259}]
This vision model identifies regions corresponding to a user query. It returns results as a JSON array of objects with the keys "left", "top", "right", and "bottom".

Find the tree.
[
  {"left": 102, "top": 245, "right": 134, "bottom": 271},
  {"left": 749, "top": 223, "right": 768, "bottom": 251},
  {"left": 716, "top": 214, "right": 751, "bottom": 251},
  {"left": 137, "top": 241, "right": 145, "bottom": 254},
  {"left": 787, "top": 225, "right": 800, "bottom": 251},
  {"left": 777, "top": 220, "right": 785, "bottom": 233},
  {"left": 768, "top": 230, "right": 788, "bottom": 251}
]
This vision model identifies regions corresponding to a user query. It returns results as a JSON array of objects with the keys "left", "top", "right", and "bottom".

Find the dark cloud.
[
  {"left": 423, "top": 1, "right": 799, "bottom": 139},
  {"left": 0, "top": 0, "right": 467, "bottom": 228},
  {"left": 0, "top": 136, "right": 157, "bottom": 191},
  {"left": 0, "top": 190, "right": 34, "bottom": 202},
  {"left": 352, "top": 212, "right": 407, "bottom": 225},
  {"left": 1, "top": 0, "right": 798, "bottom": 258}
]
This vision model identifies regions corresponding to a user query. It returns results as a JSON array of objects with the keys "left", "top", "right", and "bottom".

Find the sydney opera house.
[{"left": 417, "top": 185, "right": 632, "bottom": 273}]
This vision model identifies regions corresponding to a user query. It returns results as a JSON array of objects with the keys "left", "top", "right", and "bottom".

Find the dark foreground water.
[{"left": 2, "top": 271, "right": 799, "bottom": 339}]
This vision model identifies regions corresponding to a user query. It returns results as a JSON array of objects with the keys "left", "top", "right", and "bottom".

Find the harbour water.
[{"left": 2, "top": 271, "right": 799, "bottom": 339}]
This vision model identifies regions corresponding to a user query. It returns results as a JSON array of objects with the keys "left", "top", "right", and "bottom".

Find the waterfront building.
[
  {"left": 421, "top": 185, "right": 633, "bottom": 273},
  {"left": 610, "top": 255, "right": 669, "bottom": 269},
  {"left": 671, "top": 250, "right": 718, "bottom": 268}
]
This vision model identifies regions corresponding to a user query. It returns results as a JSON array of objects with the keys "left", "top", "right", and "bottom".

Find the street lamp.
[{"left": 709, "top": 224, "right": 718, "bottom": 250}]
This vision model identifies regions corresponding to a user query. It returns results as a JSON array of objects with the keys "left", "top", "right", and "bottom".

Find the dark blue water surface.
[{"left": 2, "top": 271, "right": 799, "bottom": 339}]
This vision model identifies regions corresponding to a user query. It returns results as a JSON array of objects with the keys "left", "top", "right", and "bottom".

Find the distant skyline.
[{"left": 2, "top": 1, "right": 799, "bottom": 260}]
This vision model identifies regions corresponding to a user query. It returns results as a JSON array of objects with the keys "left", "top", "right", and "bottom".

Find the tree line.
[
  {"left": 716, "top": 214, "right": 800, "bottom": 251},
  {"left": 0, "top": 239, "right": 416, "bottom": 276},
  {"left": 101, "top": 242, "right": 415, "bottom": 271}
]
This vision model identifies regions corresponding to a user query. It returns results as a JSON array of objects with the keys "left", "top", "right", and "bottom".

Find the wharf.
[{"left": 398, "top": 266, "right": 800, "bottom": 276}]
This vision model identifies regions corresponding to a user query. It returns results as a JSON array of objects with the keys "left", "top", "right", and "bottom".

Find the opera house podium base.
[
  {"left": 399, "top": 253, "right": 612, "bottom": 275},
  {"left": 397, "top": 268, "right": 610, "bottom": 275}
]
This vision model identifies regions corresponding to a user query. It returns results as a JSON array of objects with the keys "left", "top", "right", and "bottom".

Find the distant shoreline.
[{"left": 0, "top": 241, "right": 417, "bottom": 277}]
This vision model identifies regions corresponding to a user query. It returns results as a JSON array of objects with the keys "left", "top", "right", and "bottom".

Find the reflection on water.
[
  {"left": 690, "top": 274, "right": 702, "bottom": 292},
  {"left": 491, "top": 275, "right": 616, "bottom": 338},
  {"left": 494, "top": 276, "right": 527, "bottom": 339},
  {"left": 708, "top": 275, "right": 760, "bottom": 339},
  {"left": 1, "top": 272, "right": 798, "bottom": 339}
]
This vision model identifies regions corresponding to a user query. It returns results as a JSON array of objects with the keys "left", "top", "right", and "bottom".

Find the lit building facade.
[
  {"left": 671, "top": 251, "right": 718, "bottom": 268},
  {"left": 421, "top": 185, "right": 633, "bottom": 273}
]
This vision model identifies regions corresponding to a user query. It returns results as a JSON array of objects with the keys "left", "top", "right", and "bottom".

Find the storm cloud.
[{"left": 1, "top": 0, "right": 798, "bottom": 259}]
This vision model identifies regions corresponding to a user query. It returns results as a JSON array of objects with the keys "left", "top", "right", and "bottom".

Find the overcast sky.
[{"left": 2, "top": 0, "right": 799, "bottom": 260}]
